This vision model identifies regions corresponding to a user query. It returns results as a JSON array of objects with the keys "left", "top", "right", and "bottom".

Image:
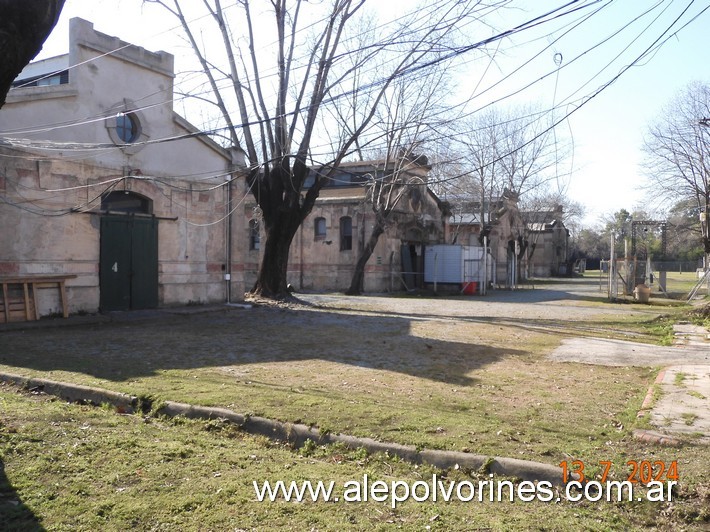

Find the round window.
[{"left": 116, "top": 113, "right": 139, "bottom": 143}]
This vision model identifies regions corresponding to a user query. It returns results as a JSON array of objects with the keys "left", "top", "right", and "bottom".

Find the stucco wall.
[
  {"left": 242, "top": 168, "right": 448, "bottom": 294},
  {"left": 0, "top": 18, "right": 242, "bottom": 315},
  {"left": 528, "top": 225, "right": 569, "bottom": 278},
  {"left": 0, "top": 144, "right": 235, "bottom": 316},
  {"left": 2, "top": 18, "right": 229, "bottom": 181}
]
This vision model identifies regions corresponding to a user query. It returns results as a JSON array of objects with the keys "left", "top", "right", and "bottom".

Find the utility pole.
[
  {"left": 699, "top": 120, "right": 710, "bottom": 285},
  {"left": 698, "top": 118, "right": 710, "bottom": 280}
]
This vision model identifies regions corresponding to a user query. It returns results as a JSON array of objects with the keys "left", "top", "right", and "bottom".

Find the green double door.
[{"left": 100, "top": 216, "right": 158, "bottom": 311}]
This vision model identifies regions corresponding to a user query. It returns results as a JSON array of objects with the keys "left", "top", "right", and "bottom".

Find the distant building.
[
  {"left": 523, "top": 205, "right": 570, "bottom": 277},
  {"left": 243, "top": 157, "right": 450, "bottom": 292},
  {"left": 446, "top": 191, "right": 570, "bottom": 283}
]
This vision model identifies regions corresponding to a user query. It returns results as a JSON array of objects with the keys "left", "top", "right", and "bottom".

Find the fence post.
[{"left": 434, "top": 253, "right": 438, "bottom": 294}]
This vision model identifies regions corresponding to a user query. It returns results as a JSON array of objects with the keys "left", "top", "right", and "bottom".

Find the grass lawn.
[
  {"left": 661, "top": 271, "right": 709, "bottom": 299},
  {"left": 585, "top": 269, "right": 709, "bottom": 301},
  {"left": 2, "top": 388, "right": 709, "bottom": 531},
  {"left": 1, "top": 289, "right": 709, "bottom": 529},
  {"left": 0, "top": 304, "right": 672, "bottom": 457}
]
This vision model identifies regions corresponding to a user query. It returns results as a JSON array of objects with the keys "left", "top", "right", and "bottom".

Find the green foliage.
[
  {"left": 604, "top": 208, "right": 633, "bottom": 243},
  {"left": 642, "top": 317, "right": 676, "bottom": 346},
  {"left": 667, "top": 199, "right": 705, "bottom": 261},
  {"left": 298, "top": 438, "right": 317, "bottom": 456}
]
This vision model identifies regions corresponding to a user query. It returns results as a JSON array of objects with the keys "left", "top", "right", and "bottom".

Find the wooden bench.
[{"left": 0, "top": 275, "right": 77, "bottom": 323}]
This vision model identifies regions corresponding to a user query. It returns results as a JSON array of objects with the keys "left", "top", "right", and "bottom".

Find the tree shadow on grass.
[
  {"left": 0, "top": 458, "right": 45, "bottom": 532},
  {"left": 0, "top": 306, "right": 526, "bottom": 386},
  {"left": 307, "top": 303, "right": 650, "bottom": 342}
]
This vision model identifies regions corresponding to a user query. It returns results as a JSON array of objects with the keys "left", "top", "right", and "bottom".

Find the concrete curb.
[
  {"left": 0, "top": 372, "right": 137, "bottom": 413},
  {"left": 634, "top": 369, "right": 683, "bottom": 446},
  {"left": 0, "top": 371, "right": 570, "bottom": 486},
  {"left": 632, "top": 429, "right": 682, "bottom": 447},
  {"left": 637, "top": 369, "right": 666, "bottom": 418}
]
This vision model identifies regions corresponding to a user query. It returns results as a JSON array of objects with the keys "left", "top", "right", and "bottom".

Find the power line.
[
  {"left": 1, "top": 1, "right": 606, "bottom": 156},
  {"left": 2, "top": 0, "right": 706, "bottom": 195},
  {"left": 0, "top": 0, "right": 482, "bottom": 136},
  {"left": 418, "top": 0, "right": 709, "bottom": 190}
]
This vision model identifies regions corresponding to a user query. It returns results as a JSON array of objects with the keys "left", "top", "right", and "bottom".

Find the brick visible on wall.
[
  {"left": 206, "top": 263, "right": 224, "bottom": 273},
  {"left": 0, "top": 262, "right": 20, "bottom": 275}
]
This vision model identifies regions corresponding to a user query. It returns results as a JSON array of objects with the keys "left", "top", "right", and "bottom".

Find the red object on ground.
[{"left": 463, "top": 282, "right": 478, "bottom": 295}]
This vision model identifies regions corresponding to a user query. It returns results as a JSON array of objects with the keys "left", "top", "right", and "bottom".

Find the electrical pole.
[{"left": 700, "top": 120, "right": 710, "bottom": 284}]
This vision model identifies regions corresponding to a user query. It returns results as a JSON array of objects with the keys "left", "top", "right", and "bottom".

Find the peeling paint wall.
[{"left": 0, "top": 18, "right": 240, "bottom": 316}]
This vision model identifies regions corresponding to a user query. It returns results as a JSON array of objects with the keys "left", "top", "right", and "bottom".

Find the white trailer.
[{"left": 424, "top": 244, "right": 493, "bottom": 294}]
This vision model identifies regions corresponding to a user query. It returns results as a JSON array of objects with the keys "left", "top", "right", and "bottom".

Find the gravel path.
[{"left": 298, "top": 276, "right": 660, "bottom": 325}]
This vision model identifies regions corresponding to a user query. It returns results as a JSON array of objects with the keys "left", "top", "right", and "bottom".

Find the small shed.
[{"left": 424, "top": 244, "right": 492, "bottom": 294}]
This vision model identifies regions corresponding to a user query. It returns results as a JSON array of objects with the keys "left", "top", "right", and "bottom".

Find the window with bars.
[{"left": 340, "top": 216, "right": 352, "bottom": 251}]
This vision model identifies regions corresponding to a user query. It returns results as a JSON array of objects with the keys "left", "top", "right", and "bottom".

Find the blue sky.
[
  {"left": 35, "top": 0, "right": 710, "bottom": 228},
  {"left": 549, "top": 1, "right": 709, "bottom": 226}
]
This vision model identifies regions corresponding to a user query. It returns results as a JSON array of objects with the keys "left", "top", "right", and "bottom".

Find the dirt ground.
[
  {"left": 1, "top": 276, "right": 707, "bottom": 452},
  {"left": 2, "top": 276, "right": 710, "bottom": 529}
]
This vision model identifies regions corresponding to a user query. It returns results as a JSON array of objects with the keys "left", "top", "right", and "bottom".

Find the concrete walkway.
[
  {"left": 649, "top": 324, "right": 710, "bottom": 444},
  {"left": 549, "top": 335, "right": 710, "bottom": 367},
  {"left": 550, "top": 323, "right": 710, "bottom": 444},
  {"left": 649, "top": 364, "right": 710, "bottom": 444}
]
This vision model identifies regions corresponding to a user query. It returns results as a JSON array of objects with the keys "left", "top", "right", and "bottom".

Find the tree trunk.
[
  {"left": 250, "top": 213, "right": 301, "bottom": 299},
  {"left": 345, "top": 220, "right": 385, "bottom": 295},
  {"left": 0, "top": 0, "right": 65, "bottom": 108}
]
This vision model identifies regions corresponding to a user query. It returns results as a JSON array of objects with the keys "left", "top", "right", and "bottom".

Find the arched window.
[
  {"left": 101, "top": 191, "right": 152, "bottom": 214},
  {"left": 340, "top": 216, "right": 352, "bottom": 251},
  {"left": 249, "top": 219, "right": 260, "bottom": 251},
  {"left": 314, "top": 217, "right": 326, "bottom": 240}
]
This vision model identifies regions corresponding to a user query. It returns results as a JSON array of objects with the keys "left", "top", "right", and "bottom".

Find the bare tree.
[
  {"left": 341, "top": 52, "right": 451, "bottom": 294},
  {"left": 0, "top": 0, "right": 65, "bottom": 108},
  {"left": 666, "top": 198, "right": 706, "bottom": 261},
  {"left": 150, "top": 0, "right": 491, "bottom": 299},
  {"left": 456, "top": 108, "right": 504, "bottom": 241},
  {"left": 344, "top": 154, "right": 432, "bottom": 295},
  {"left": 452, "top": 104, "right": 570, "bottom": 258},
  {"left": 424, "top": 142, "right": 467, "bottom": 244},
  {"left": 497, "top": 105, "right": 566, "bottom": 199},
  {"left": 643, "top": 81, "right": 710, "bottom": 268}
]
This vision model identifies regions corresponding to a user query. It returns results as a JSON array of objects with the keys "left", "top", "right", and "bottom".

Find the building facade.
[
  {"left": 243, "top": 158, "right": 450, "bottom": 293},
  {"left": 524, "top": 206, "right": 570, "bottom": 277},
  {"left": 446, "top": 192, "right": 570, "bottom": 284},
  {"left": 4, "top": 18, "right": 536, "bottom": 318},
  {"left": 0, "top": 18, "right": 246, "bottom": 317}
]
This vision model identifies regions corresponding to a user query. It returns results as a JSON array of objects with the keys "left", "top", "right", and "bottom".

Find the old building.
[
  {"left": 3, "top": 17, "right": 569, "bottom": 319},
  {"left": 0, "top": 18, "right": 246, "bottom": 318},
  {"left": 446, "top": 191, "right": 570, "bottom": 284},
  {"left": 524, "top": 205, "right": 570, "bottom": 277},
  {"left": 447, "top": 190, "right": 522, "bottom": 285},
  {"left": 242, "top": 157, "right": 449, "bottom": 293}
]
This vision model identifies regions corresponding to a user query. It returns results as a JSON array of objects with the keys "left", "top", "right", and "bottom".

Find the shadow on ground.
[
  {"left": 0, "top": 458, "right": 44, "bottom": 531},
  {"left": 0, "top": 306, "right": 525, "bottom": 387}
]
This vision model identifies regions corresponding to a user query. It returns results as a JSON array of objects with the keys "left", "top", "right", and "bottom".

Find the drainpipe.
[
  {"left": 226, "top": 147, "right": 246, "bottom": 303},
  {"left": 361, "top": 208, "right": 367, "bottom": 291},
  {"left": 299, "top": 223, "right": 304, "bottom": 290},
  {"left": 225, "top": 172, "right": 233, "bottom": 303},
  {"left": 482, "top": 236, "right": 488, "bottom": 296}
]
